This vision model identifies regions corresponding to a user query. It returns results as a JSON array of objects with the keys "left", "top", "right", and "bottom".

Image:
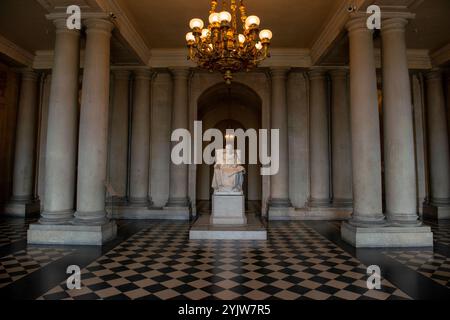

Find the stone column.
[
  {"left": 39, "top": 19, "right": 80, "bottom": 224},
  {"left": 341, "top": 17, "right": 432, "bottom": 248},
  {"left": 447, "top": 72, "right": 450, "bottom": 151},
  {"left": 5, "top": 70, "right": 40, "bottom": 217},
  {"left": 425, "top": 69, "right": 450, "bottom": 218},
  {"left": 74, "top": 18, "right": 116, "bottom": 228},
  {"left": 330, "top": 69, "right": 352, "bottom": 208},
  {"left": 381, "top": 18, "right": 419, "bottom": 225},
  {"left": 308, "top": 70, "right": 331, "bottom": 207},
  {"left": 166, "top": 67, "right": 190, "bottom": 208},
  {"left": 129, "top": 69, "right": 152, "bottom": 207},
  {"left": 269, "top": 67, "right": 291, "bottom": 208},
  {"left": 344, "top": 17, "right": 384, "bottom": 226},
  {"left": 107, "top": 70, "right": 130, "bottom": 205}
]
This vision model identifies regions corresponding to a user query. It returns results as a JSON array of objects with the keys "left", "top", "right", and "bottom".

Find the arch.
[{"left": 195, "top": 82, "right": 263, "bottom": 215}]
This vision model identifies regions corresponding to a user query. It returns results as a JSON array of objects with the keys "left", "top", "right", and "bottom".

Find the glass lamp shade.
[
  {"left": 186, "top": 32, "right": 195, "bottom": 42},
  {"left": 201, "top": 28, "right": 210, "bottom": 38},
  {"left": 245, "top": 15, "right": 260, "bottom": 29},
  {"left": 209, "top": 12, "right": 220, "bottom": 24},
  {"left": 255, "top": 42, "right": 263, "bottom": 50},
  {"left": 189, "top": 18, "right": 204, "bottom": 30},
  {"left": 238, "top": 34, "right": 246, "bottom": 43},
  {"left": 259, "top": 29, "right": 273, "bottom": 40},
  {"left": 219, "top": 11, "right": 232, "bottom": 23}
]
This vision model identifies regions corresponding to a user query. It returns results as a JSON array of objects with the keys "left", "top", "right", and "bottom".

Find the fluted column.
[
  {"left": 330, "top": 69, "right": 352, "bottom": 207},
  {"left": 107, "top": 70, "right": 130, "bottom": 205},
  {"left": 381, "top": 18, "right": 419, "bottom": 225},
  {"left": 129, "top": 69, "right": 152, "bottom": 206},
  {"left": 308, "top": 70, "right": 331, "bottom": 207},
  {"left": 40, "top": 19, "right": 80, "bottom": 224},
  {"left": 269, "top": 67, "right": 291, "bottom": 208},
  {"left": 5, "top": 70, "right": 40, "bottom": 216},
  {"left": 166, "top": 67, "right": 190, "bottom": 208},
  {"left": 74, "top": 18, "right": 114, "bottom": 225},
  {"left": 426, "top": 69, "right": 450, "bottom": 216},
  {"left": 346, "top": 17, "right": 384, "bottom": 226}
]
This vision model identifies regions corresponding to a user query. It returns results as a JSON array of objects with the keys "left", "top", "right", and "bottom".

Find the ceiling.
[
  {"left": 116, "top": 0, "right": 341, "bottom": 49},
  {"left": 0, "top": 0, "right": 449, "bottom": 67}
]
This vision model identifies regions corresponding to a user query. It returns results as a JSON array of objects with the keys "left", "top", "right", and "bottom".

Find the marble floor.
[{"left": 0, "top": 216, "right": 449, "bottom": 300}]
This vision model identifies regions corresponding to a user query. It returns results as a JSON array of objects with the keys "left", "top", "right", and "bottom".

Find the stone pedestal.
[
  {"left": 211, "top": 193, "right": 247, "bottom": 225},
  {"left": 341, "top": 222, "right": 433, "bottom": 248},
  {"left": 28, "top": 221, "right": 116, "bottom": 246},
  {"left": 423, "top": 202, "right": 450, "bottom": 220}
]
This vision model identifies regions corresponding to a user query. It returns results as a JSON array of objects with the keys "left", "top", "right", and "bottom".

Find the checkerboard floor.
[
  {"left": 383, "top": 250, "right": 450, "bottom": 288},
  {"left": 0, "top": 218, "right": 36, "bottom": 247},
  {"left": 38, "top": 221, "right": 411, "bottom": 300},
  {"left": 426, "top": 220, "right": 450, "bottom": 247},
  {"left": 0, "top": 247, "right": 74, "bottom": 288}
]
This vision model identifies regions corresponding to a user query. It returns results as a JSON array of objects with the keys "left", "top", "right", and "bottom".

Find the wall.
[{"left": 0, "top": 62, "right": 19, "bottom": 204}]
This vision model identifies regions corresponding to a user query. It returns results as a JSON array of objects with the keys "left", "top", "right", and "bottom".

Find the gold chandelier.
[{"left": 186, "top": 0, "right": 273, "bottom": 84}]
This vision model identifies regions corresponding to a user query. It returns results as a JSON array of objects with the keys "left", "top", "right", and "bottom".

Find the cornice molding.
[
  {"left": 310, "top": 0, "right": 418, "bottom": 65},
  {"left": 0, "top": 34, "right": 34, "bottom": 67},
  {"left": 431, "top": 43, "right": 450, "bottom": 67},
  {"left": 94, "top": 0, "right": 151, "bottom": 65},
  {"left": 148, "top": 48, "right": 311, "bottom": 68},
  {"left": 374, "top": 48, "right": 431, "bottom": 69},
  {"left": 33, "top": 50, "right": 85, "bottom": 69},
  {"left": 310, "top": 0, "right": 369, "bottom": 65}
]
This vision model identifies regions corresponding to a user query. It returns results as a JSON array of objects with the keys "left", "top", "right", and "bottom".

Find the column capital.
[
  {"left": 20, "top": 69, "right": 39, "bottom": 81},
  {"left": 133, "top": 69, "right": 152, "bottom": 80},
  {"left": 329, "top": 69, "right": 348, "bottom": 79},
  {"left": 170, "top": 67, "right": 190, "bottom": 80},
  {"left": 381, "top": 17, "right": 409, "bottom": 35},
  {"left": 84, "top": 18, "right": 114, "bottom": 36},
  {"left": 308, "top": 69, "right": 327, "bottom": 80},
  {"left": 425, "top": 68, "right": 443, "bottom": 81},
  {"left": 112, "top": 69, "right": 131, "bottom": 80},
  {"left": 346, "top": 16, "right": 372, "bottom": 35},
  {"left": 49, "top": 18, "right": 81, "bottom": 36},
  {"left": 270, "top": 67, "right": 290, "bottom": 79}
]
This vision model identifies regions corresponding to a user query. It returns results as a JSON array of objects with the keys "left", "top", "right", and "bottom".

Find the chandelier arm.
[
  {"left": 210, "top": 0, "right": 218, "bottom": 14},
  {"left": 239, "top": 0, "right": 247, "bottom": 25}
]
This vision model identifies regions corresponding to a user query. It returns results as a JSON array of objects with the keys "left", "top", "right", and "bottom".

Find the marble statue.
[{"left": 212, "top": 144, "right": 245, "bottom": 194}]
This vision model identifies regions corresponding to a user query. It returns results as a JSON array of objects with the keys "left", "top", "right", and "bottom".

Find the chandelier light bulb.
[
  {"left": 259, "top": 29, "right": 273, "bottom": 40},
  {"left": 238, "top": 34, "right": 246, "bottom": 43},
  {"left": 255, "top": 41, "right": 263, "bottom": 50},
  {"left": 201, "top": 28, "right": 210, "bottom": 38},
  {"left": 189, "top": 18, "right": 204, "bottom": 30},
  {"left": 245, "top": 15, "right": 260, "bottom": 29},
  {"left": 219, "top": 11, "right": 232, "bottom": 23},
  {"left": 186, "top": 32, "right": 195, "bottom": 42},
  {"left": 209, "top": 12, "right": 220, "bottom": 24}
]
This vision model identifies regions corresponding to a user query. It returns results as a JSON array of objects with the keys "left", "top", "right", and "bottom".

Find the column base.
[
  {"left": 3, "top": 198, "right": 40, "bottom": 217},
  {"left": 268, "top": 206, "right": 352, "bottom": 220},
  {"left": 105, "top": 196, "right": 128, "bottom": 207},
  {"left": 165, "top": 197, "right": 190, "bottom": 208},
  {"left": 107, "top": 206, "right": 190, "bottom": 220},
  {"left": 128, "top": 197, "right": 153, "bottom": 208},
  {"left": 27, "top": 220, "right": 117, "bottom": 246},
  {"left": 332, "top": 198, "right": 353, "bottom": 209},
  {"left": 423, "top": 201, "right": 450, "bottom": 220},
  {"left": 341, "top": 221, "right": 433, "bottom": 248},
  {"left": 269, "top": 198, "right": 292, "bottom": 208},
  {"left": 307, "top": 198, "right": 332, "bottom": 208}
]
